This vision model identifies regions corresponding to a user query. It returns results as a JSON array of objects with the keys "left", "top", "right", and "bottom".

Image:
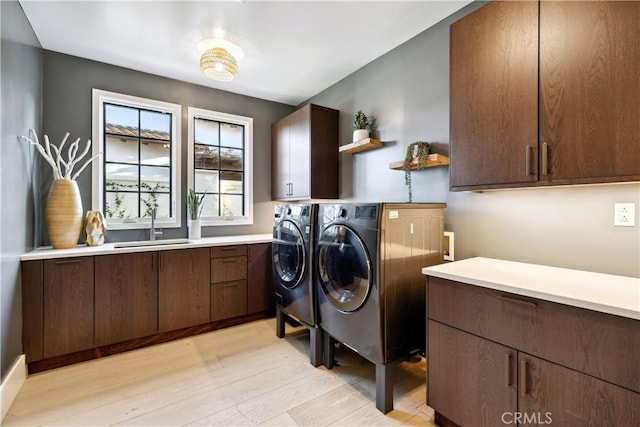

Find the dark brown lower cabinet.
[
  {"left": 43, "top": 257, "right": 94, "bottom": 358},
  {"left": 159, "top": 248, "right": 210, "bottom": 331},
  {"left": 247, "top": 243, "right": 273, "bottom": 314},
  {"left": 211, "top": 280, "right": 248, "bottom": 321},
  {"left": 95, "top": 252, "right": 158, "bottom": 346}
]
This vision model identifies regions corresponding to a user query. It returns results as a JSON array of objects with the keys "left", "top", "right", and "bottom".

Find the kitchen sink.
[{"left": 113, "top": 238, "right": 191, "bottom": 248}]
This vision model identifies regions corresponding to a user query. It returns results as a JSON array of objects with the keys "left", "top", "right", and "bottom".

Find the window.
[
  {"left": 187, "top": 107, "right": 253, "bottom": 226},
  {"left": 92, "top": 89, "right": 182, "bottom": 229}
]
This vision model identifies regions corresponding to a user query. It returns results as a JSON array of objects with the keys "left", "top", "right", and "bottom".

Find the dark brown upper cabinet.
[
  {"left": 450, "top": 1, "right": 640, "bottom": 191},
  {"left": 271, "top": 104, "right": 339, "bottom": 200}
]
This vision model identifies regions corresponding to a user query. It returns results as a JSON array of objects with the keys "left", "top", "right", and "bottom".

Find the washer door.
[
  {"left": 273, "top": 220, "right": 306, "bottom": 289},
  {"left": 317, "top": 224, "right": 372, "bottom": 312}
]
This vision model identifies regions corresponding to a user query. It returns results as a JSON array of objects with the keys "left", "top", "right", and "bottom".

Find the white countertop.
[
  {"left": 422, "top": 257, "right": 640, "bottom": 320},
  {"left": 21, "top": 234, "right": 273, "bottom": 261}
]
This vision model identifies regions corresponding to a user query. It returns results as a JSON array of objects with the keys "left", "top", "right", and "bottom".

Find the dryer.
[
  {"left": 272, "top": 204, "right": 322, "bottom": 366},
  {"left": 315, "top": 203, "right": 445, "bottom": 413}
]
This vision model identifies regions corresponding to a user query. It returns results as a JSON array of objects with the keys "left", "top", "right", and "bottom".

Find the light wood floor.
[{"left": 4, "top": 318, "right": 436, "bottom": 426}]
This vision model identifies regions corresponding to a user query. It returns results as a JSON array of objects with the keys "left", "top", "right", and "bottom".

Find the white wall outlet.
[
  {"left": 614, "top": 203, "right": 635, "bottom": 227},
  {"left": 443, "top": 231, "right": 455, "bottom": 261}
]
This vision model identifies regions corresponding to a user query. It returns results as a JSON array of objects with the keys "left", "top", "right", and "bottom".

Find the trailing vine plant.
[{"left": 403, "top": 141, "right": 430, "bottom": 202}]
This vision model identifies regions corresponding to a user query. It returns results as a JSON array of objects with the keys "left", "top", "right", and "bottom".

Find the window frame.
[
  {"left": 187, "top": 106, "right": 253, "bottom": 226},
  {"left": 92, "top": 89, "right": 182, "bottom": 230}
]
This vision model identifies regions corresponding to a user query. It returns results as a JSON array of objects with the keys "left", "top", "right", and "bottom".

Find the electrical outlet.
[{"left": 614, "top": 203, "right": 635, "bottom": 227}]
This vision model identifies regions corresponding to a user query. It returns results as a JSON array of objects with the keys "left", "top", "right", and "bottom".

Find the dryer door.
[
  {"left": 273, "top": 220, "right": 306, "bottom": 289},
  {"left": 317, "top": 224, "right": 372, "bottom": 312}
]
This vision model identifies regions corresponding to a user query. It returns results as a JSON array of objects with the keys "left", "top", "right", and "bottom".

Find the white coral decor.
[{"left": 19, "top": 129, "right": 101, "bottom": 180}]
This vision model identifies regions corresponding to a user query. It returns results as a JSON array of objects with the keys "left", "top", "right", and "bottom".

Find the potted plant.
[
  {"left": 352, "top": 110, "right": 370, "bottom": 142},
  {"left": 187, "top": 188, "right": 207, "bottom": 239},
  {"left": 403, "top": 141, "right": 430, "bottom": 203}
]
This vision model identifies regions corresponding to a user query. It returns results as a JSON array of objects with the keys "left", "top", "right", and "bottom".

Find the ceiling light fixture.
[{"left": 198, "top": 38, "right": 244, "bottom": 82}]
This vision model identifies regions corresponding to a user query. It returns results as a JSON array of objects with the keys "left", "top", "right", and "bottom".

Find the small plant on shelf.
[
  {"left": 352, "top": 110, "right": 370, "bottom": 143},
  {"left": 403, "top": 141, "right": 430, "bottom": 202}
]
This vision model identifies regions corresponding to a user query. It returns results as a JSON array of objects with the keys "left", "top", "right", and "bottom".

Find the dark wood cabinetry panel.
[
  {"left": 428, "top": 320, "right": 517, "bottom": 426},
  {"left": 95, "top": 252, "right": 158, "bottom": 346},
  {"left": 211, "top": 280, "right": 248, "bottom": 322},
  {"left": 539, "top": 1, "right": 640, "bottom": 183},
  {"left": 450, "top": 0, "right": 539, "bottom": 189},
  {"left": 247, "top": 243, "right": 273, "bottom": 314},
  {"left": 43, "top": 257, "right": 94, "bottom": 358},
  {"left": 22, "top": 260, "right": 43, "bottom": 362},
  {"left": 158, "top": 248, "right": 210, "bottom": 332},
  {"left": 271, "top": 104, "right": 339, "bottom": 200},
  {"left": 519, "top": 354, "right": 640, "bottom": 426},
  {"left": 211, "top": 245, "right": 247, "bottom": 259},
  {"left": 211, "top": 256, "right": 247, "bottom": 283}
]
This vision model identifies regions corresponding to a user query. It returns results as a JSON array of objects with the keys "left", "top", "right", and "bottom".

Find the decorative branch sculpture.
[{"left": 20, "top": 129, "right": 101, "bottom": 180}]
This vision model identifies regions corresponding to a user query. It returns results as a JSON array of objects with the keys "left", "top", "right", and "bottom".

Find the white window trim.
[
  {"left": 92, "top": 89, "right": 182, "bottom": 230},
  {"left": 187, "top": 106, "right": 253, "bottom": 227}
]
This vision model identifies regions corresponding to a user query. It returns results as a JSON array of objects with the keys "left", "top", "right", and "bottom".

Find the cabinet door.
[
  {"left": 43, "top": 257, "right": 94, "bottom": 358},
  {"left": 211, "top": 280, "right": 248, "bottom": 321},
  {"left": 540, "top": 1, "right": 640, "bottom": 184},
  {"left": 288, "top": 105, "right": 311, "bottom": 198},
  {"left": 22, "top": 260, "right": 43, "bottom": 362},
  {"left": 428, "top": 320, "right": 517, "bottom": 426},
  {"left": 519, "top": 354, "right": 640, "bottom": 426},
  {"left": 95, "top": 252, "right": 158, "bottom": 346},
  {"left": 211, "top": 256, "right": 247, "bottom": 283},
  {"left": 271, "top": 116, "right": 290, "bottom": 199},
  {"left": 247, "top": 243, "right": 273, "bottom": 314},
  {"left": 158, "top": 248, "right": 210, "bottom": 331},
  {"left": 450, "top": 0, "right": 539, "bottom": 190}
]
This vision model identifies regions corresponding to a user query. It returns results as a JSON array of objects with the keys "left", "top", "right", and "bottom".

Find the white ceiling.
[{"left": 20, "top": 0, "right": 472, "bottom": 106}]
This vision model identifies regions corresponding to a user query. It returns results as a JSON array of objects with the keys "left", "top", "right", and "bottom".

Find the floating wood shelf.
[
  {"left": 389, "top": 153, "right": 450, "bottom": 170},
  {"left": 339, "top": 138, "right": 383, "bottom": 154}
]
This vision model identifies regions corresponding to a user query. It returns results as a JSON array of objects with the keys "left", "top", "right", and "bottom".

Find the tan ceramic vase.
[
  {"left": 82, "top": 210, "right": 107, "bottom": 246},
  {"left": 45, "top": 179, "right": 83, "bottom": 249}
]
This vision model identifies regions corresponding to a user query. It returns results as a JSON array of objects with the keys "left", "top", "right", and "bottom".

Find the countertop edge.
[
  {"left": 21, "top": 234, "right": 273, "bottom": 261},
  {"left": 422, "top": 259, "right": 640, "bottom": 321}
]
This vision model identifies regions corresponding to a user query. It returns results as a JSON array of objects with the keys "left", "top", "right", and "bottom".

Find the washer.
[
  {"left": 272, "top": 203, "right": 322, "bottom": 366},
  {"left": 315, "top": 203, "right": 445, "bottom": 413}
]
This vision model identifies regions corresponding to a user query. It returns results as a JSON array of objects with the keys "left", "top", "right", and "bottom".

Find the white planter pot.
[
  {"left": 353, "top": 129, "right": 369, "bottom": 143},
  {"left": 188, "top": 219, "right": 201, "bottom": 239}
]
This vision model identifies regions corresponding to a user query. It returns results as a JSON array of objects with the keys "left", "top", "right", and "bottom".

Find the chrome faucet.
[{"left": 150, "top": 208, "right": 163, "bottom": 241}]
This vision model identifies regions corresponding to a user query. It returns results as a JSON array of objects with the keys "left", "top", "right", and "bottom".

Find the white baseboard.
[{"left": 1, "top": 354, "right": 26, "bottom": 422}]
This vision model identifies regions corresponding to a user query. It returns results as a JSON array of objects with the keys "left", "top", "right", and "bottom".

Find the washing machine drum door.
[
  {"left": 317, "top": 224, "right": 372, "bottom": 312},
  {"left": 273, "top": 220, "right": 306, "bottom": 289}
]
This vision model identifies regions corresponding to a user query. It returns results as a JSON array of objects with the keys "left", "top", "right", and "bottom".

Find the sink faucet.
[{"left": 150, "top": 208, "right": 163, "bottom": 241}]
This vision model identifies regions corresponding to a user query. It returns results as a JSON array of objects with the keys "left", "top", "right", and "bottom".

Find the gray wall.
[
  {"left": 0, "top": 0, "right": 42, "bottom": 380},
  {"left": 306, "top": 2, "right": 640, "bottom": 277},
  {"left": 42, "top": 52, "right": 294, "bottom": 243}
]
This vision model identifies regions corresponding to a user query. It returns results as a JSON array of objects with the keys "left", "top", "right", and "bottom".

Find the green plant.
[
  {"left": 187, "top": 188, "right": 207, "bottom": 220},
  {"left": 403, "top": 141, "right": 430, "bottom": 202},
  {"left": 353, "top": 110, "right": 369, "bottom": 130}
]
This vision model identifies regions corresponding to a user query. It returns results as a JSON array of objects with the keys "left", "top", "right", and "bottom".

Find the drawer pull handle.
[
  {"left": 221, "top": 283, "right": 239, "bottom": 289},
  {"left": 54, "top": 259, "right": 83, "bottom": 265},
  {"left": 221, "top": 258, "right": 239, "bottom": 264},
  {"left": 541, "top": 142, "right": 549, "bottom": 177},
  {"left": 498, "top": 295, "right": 537, "bottom": 309},
  {"left": 525, "top": 145, "right": 532, "bottom": 176},
  {"left": 505, "top": 353, "right": 512, "bottom": 387},
  {"left": 520, "top": 359, "right": 528, "bottom": 397},
  {"left": 220, "top": 247, "right": 238, "bottom": 251}
]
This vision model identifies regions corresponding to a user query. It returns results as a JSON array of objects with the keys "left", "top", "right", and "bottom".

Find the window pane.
[
  {"left": 220, "top": 123, "right": 243, "bottom": 148},
  {"left": 220, "top": 148, "right": 243, "bottom": 171},
  {"left": 105, "top": 191, "right": 137, "bottom": 219},
  {"left": 220, "top": 171, "right": 243, "bottom": 194},
  {"left": 221, "top": 194, "right": 243, "bottom": 217},
  {"left": 141, "top": 193, "right": 170, "bottom": 219},
  {"left": 140, "top": 166, "right": 170, "bottom": 193},
  {"left": 140, "top": 110, "right": 170, "bottom": 138},
  {"left": 194, "top": 144, "right": 219, "bottom": 169},
  {"left": 195, "top": 170, "right": 219, "bottom": 193},
  {"left": 194, "top": 118, "right": 219, "bottom": 146},
  {"left": 106, "top": 164, "right": 139, "bottom": 191},
  {"left": 106, "top": 135, "right": 138, "bottom": 163},
  {"left": 200, "top": 194, "right": 219, "bottom": 217},
  {"left": 105, "top": 104, "right": 138, "bottom": 133},
  {"left": 141, "top": 140, "right": 170, "bottom": 166}
]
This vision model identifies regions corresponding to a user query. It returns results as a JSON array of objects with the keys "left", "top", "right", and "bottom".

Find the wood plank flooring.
[{"left": 4, "top": 318, "right": 435, "bottom": 426}]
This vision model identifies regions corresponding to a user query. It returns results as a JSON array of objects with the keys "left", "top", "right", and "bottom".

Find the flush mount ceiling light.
[{"left": 198, "top": 38, "right": 244, "bottom": 82}]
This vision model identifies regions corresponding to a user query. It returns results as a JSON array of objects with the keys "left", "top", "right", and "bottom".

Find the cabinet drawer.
[
  {"left": 211, "top": 280, "right": 248, "bottom": 321},
  {"left": 211, "top": 256, "right": 247, "bottom": 283},
  {"left": 427, "top": 276, "right": 640, "bottom": 392},
  {"left": 211, "top": 245, "right": 247, "bottom": 259}
]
